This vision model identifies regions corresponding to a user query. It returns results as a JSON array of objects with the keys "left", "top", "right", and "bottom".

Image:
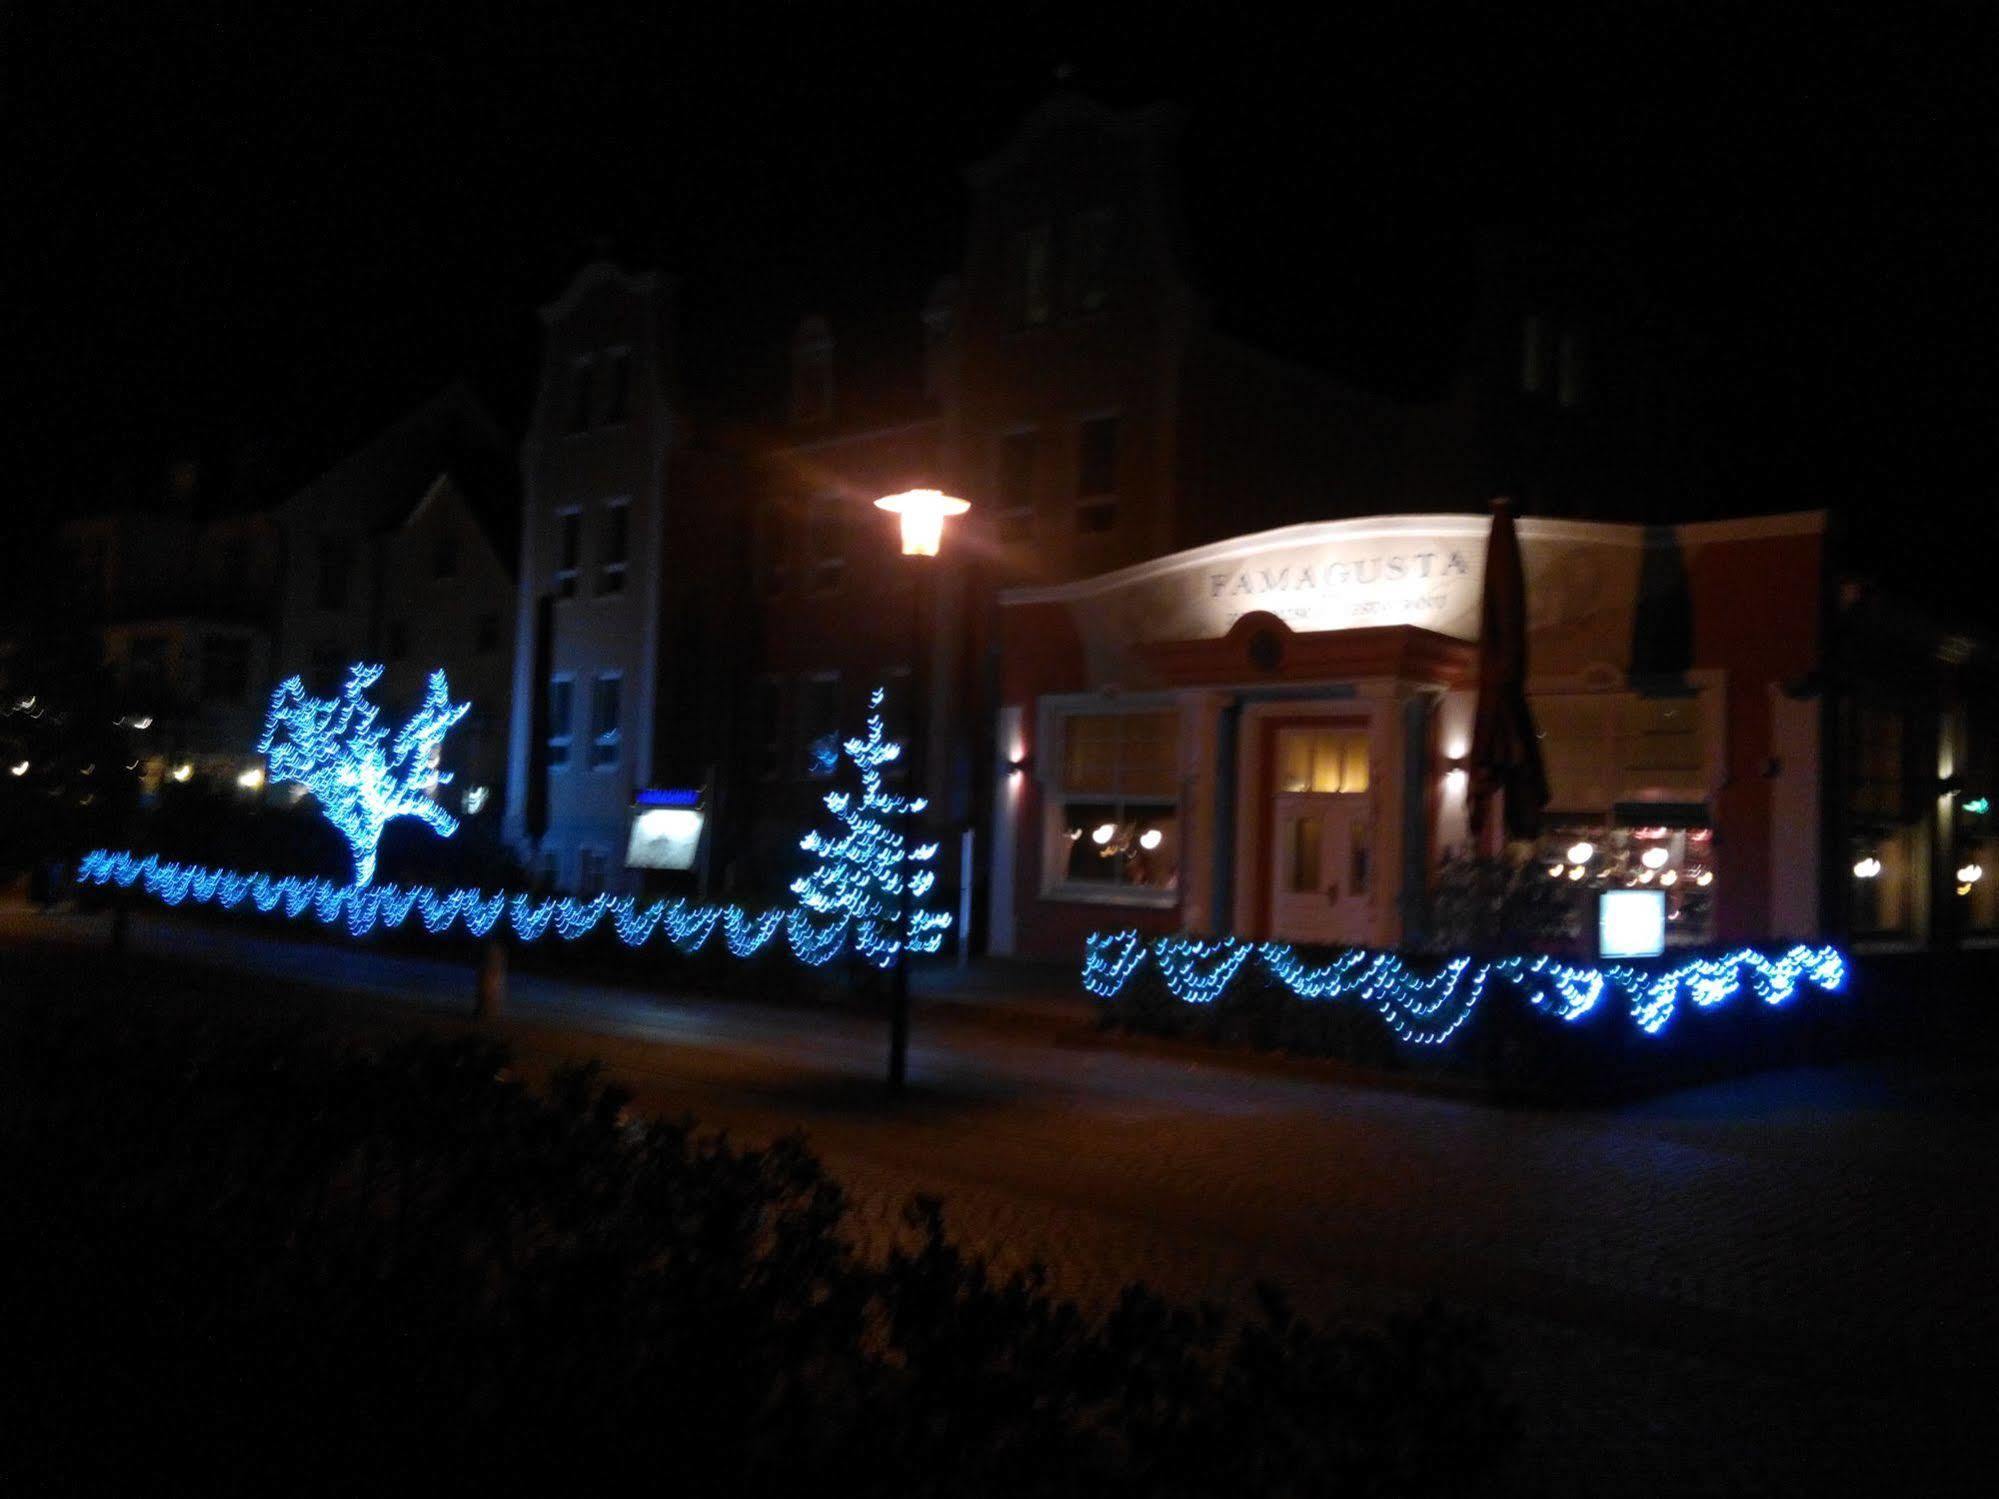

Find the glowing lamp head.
[
  {"left": 1957, "top": 862, "right": 1984, "bottom": 884},
  {"left": 875, "top": 488, "right": 970, "bottom": 557},
  {"left": 1853, "top": 856, "right": 1882, "bottom": 880},
  {"left": 236, "top": 766, "right": 265, "bottom": 791},
  {"left": 1566, "top": 841, "right": 1595, "bottom": 865},
  {"left": 1640, "top": 846, "right": 1669, "bottom": 870},
  {"left": 1138, "top": 828, "right": 1164, "bottom": 851},
  {"left": 1091, "top": 822, "right": 1116, "bottom": 847},
  {"left": 170, "top": 762, "right": 193, "bottom": 783}
]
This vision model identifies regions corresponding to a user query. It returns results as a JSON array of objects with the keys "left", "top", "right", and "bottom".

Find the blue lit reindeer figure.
[{"left": 258, "top": 663, "right": 470, "bottom": 887}]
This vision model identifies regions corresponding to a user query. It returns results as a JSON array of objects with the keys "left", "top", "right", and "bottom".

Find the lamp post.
[{"left": 873, "top": 488, "right": 970, "bottom": 1092}]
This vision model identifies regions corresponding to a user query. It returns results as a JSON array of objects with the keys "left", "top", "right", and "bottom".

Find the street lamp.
[{"left": 873, "top": 487, "right": 971, "bottom": 1092}]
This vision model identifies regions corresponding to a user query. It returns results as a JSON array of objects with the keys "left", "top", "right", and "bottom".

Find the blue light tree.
[
  {"left": 792, "top": 687, "right": 950, "bottom": 968},
  {"left": 259, "top": 663, "right": 470, "bottom": 887}
]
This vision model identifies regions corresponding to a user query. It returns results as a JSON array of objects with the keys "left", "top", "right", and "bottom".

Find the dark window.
[
  {"left": 555, "top": 509, "right": 581, "bottom": 599},
  {"left": 1076, "top": 416, "right": 1119, "bottom": 532},
  {"left": 603, "top": 348, "right": 631, "bottom": 423},
  {"left": 432, "top": 532, "right": 457, "bottom": 579},
  {"left": 808, "top": 496, "right": 844, "bottom": 593},
  {"left": 997, "top": 430, "right": 1035, "bottom": 543},
  {"left": 567, "top": 359, "right": 595, "bottom": 433},
  {"left": 547, "top": 678, "right": 574, "bottom": 769},
  {"left": 475, "top": 612, "right": 501, "bottom": 654},
  {"left": 753, "top": 676, "right": 782, "bottom": 779},
  {"left": 1010, "top": 224, "right": 1051, "bottom": 327},
  {"left": 801, "top": 675, "right": 841, "bottom": 778},
  {"left": 590, "top": 674, "right": 622, "bottom": 769},
  {"left": 1067, "top": 206, "right": 1114, "bottom": 313},
  {"left": 597, "top": 500, "right": 629, "bottom": 595},
  {"left": 316, "top": 537, "right": 352, "bottom": 610},
  {"left": 756, "top": 501, "right": 790, "bottom": 596},
  {"left": 199, "top": 635, "right": 249, "bottom": 702},
  {"left": 386, "top": 620, "right": 409, "bottom": 661}
]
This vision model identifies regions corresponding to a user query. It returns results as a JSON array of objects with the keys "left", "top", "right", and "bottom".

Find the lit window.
[
  {"left": 597, "top": 498, "right": 629, "bottom": 596},
  {"left": 1076, "top": 416, "right": 1118, "bottom": 533},
  {"left": 590, "top": 674, "right": 622, "bottom": 770},
  {"left": 1273, "top": 726, "right": 1369, "bottom": 794},
  {"left": 555, "top": 508, "right": 581, "bottom": 599},
  {"left": 1050, "top": 709, "right": 1179, "bottom": 896},
  {"left": 546, "top": 677, "right": 574, "bottom": 770}
]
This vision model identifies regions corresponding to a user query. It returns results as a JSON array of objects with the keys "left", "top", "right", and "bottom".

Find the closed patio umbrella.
[{"left": 1469, "top": 498, "right": 1550, "bottom": 843}]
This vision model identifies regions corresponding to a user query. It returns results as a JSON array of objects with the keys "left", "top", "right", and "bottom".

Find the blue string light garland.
[
  {"left": 75, "top": 848, "right": 858, "bottom": 967},
  {"left": 1083, "top": 931, "right": 1847, "bottom": 1043}
]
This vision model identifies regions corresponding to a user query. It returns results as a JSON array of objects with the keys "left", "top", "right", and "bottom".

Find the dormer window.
[
  {"left": 1010, "top": 224, "right": 1052, "bottom": 328},
  {"left": 791, "top": 316, "right": 833, "bottom": 423},
  {"left": 1066, "top": 206, "right": 1114, "bottom": 314}
]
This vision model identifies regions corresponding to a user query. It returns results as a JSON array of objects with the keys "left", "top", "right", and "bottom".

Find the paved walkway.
[{"left": 5, "top": 901, "right": 1994, "bottom": 1494}]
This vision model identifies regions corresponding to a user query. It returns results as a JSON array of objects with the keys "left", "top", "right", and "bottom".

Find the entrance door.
[
  {"left": 1266, "top": 723, "right": 1374, "bottom": 947},
  {"left": 1270, "top": 793, "right": 1373, "bottom": 945}
]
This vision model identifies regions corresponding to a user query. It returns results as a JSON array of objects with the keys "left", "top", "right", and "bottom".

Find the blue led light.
[
  {"left": 1084, "top": 929, "right": 1848, "bottom": 1045},
  {"left": 790, "top": 687, "right": 949, "bottom": 970},
  {"left": 259, "top": 664, "right": 469, "bottom": 887},
  {"left": 635, "top": 787, "right": 701, "bottom": 809},
  {"left": 76, "top": 847, "right": 872, "bottom": 970}
]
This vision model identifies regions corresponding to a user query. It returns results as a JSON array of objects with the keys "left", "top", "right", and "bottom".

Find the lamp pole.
[{"left": 874, "top": 489, "right": 970, "bottom": 1094}]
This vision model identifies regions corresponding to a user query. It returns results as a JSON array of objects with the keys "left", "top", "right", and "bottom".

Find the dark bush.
[{"left": 0, "top": 964, "right": 1512, "bottom": 1496}]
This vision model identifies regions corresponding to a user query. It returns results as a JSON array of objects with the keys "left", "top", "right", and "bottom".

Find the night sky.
[{"left": 5, "top": 3, "right": 1994, "bottom": 619}]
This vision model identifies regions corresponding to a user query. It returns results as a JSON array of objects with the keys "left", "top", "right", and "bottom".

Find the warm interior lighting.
[
  {"left": 1853, "top": 856, "right": 1882, "bottom": 880},
  {"left": 170, "top": 762, "right": 194, "bottom": 783},
  {"left": 1566, "top": 841, "right": 1595, "bottom": 865},
  {"left": 1695, "top": 870, "right": 1714, "bottom": 887},
  {"left": 1567, "top": 865, "right": 1586, "bottom": 881},
  {"left": 875, "top": 488, "right": 971, "bottom": 557},
  {"left": 1138, "top": 828, "right": 1164, "bottom": 851},
  {"left": 1640, "top": 846, "right": 1669, "bottom": 870},
  {"left": 1091, "top": 822, "right": 1116, "bottom": 846},
  {"left": 236, "top": 766, "right": 265, "bottom": 791},
  {"left": 1957, "top": 862, "right": 1984, "bottom": 884},
  {"left": 8, "top": 760, "right": 27, "bottom": 777},
  {"left": 1660, "top": 869, "right": 1679, "bottom": 887}
]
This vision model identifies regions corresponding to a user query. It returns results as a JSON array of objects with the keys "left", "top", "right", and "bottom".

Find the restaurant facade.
[{"left": 987, "top": 507, "right": 1992, "bottom": 961}]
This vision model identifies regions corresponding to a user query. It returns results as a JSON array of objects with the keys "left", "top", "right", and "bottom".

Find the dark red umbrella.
[{"left": 1469, "top": 498, "right": 1550, "bottom": 842}]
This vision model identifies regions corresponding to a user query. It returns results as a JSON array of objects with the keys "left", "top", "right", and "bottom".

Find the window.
[
  {"left": 1535, "top": 690, "right": 1710, "bottom": 813},
  {"left": 602, "top": 347, "right": 631, "bottom": 424},
  {"left": 576, "top": 846, "right": 610, "bottom": 897},
  {"left": 547, "top": 676, "right": 574, "bottom": 770},
  {"left": 1076, "top": 415, "right": 1119, "bottom": 533},
  {"left": 590, "top": 673, "right": 622, "bottom": 770},
  {"left": 432, "top": 532, "right": 457, "bottom": 580},
  {"left": 1274, "top": 726, "right": 1369, "bottom": 794},
  {"left": 475, "top": 612, "right": 501, "bottom": 654},
  {"left": 752, "top": 676, "right": 783, "bottom": 780},
  {"left": 1067, "top": 206, "right": 1114, "bottom": 313},
  {"left": 755, "top": 500, "right": 790, "bottom": 596},
  {"left": 1521, "top": 313, "right": 1551, "bottom": 394},
  {"left": 997, "top": 429, "right": 1036, "bottom": 544},
  {"left": 1558, "top": 329, "right": 1587, "bottom": 408},
  {"left": 1528, "top": 821, "right": 1718, "bottom": 946},
  {"left": 807, "top": 495, "right": 844, "bottom": 593},
  {"left": 1010, "top": 224, "right": 1051, "bottom": 327},
  {"left": 555, "top": 507, "right": 581, "bottom": 599},
  {"left": 199, "top": 635, "right": 249, "bottom": 703},
  {"left": 1050, "top": 708, "right": 1179, "bottom": 896},
  {"left": 801, "top": 674, "right": 842, "bottom": 778},
  {"left": 385, "top": 620, "right": 409, "bottom": 661},
  {"left": 792, "top": 318, "right": 833, "bottom": 422},
  {"left": 1848, "top": 702, "right": 1910, "bottom": 823},
  {"left": 567, "top": 358, "right": 595, "bottom": 434},
  {"left": 316, "top": 537, "right": 352, "bottom": 610},
  {"left": 597, "top": 498, "right": 630, "bottom": 596}
]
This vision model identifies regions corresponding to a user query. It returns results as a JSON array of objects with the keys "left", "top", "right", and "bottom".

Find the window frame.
[
  {"left": 596, "top": 496, "right": 631, "bottom": 597},
  {"left": 546, "top": 674, "right": 575, "bottom": 771},
  {"left": 554, "top": 506, "right": 582, "bottom": 600},
  {"left": 589, "top": 671, "right": 623, "bottom": 772},
  {"left": 1074, "top": 412, "right": 1120, "bottom": 535},
  {"left": 1036, "top": 693, "right": 1182, "bottom": 909}
]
